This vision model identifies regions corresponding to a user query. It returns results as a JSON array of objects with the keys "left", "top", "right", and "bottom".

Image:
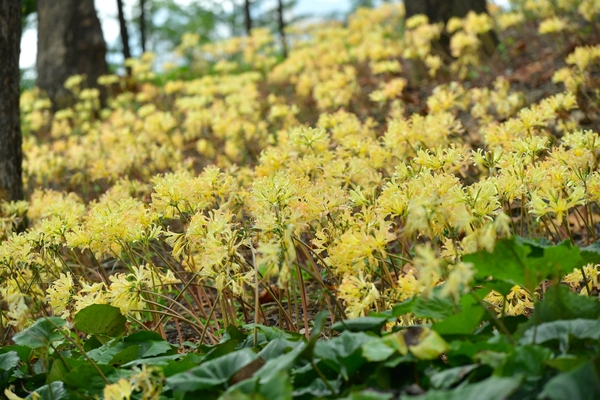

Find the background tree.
[
  {"left": 244, "top": 0, "right": 252, "bottom": 35},
  {"left": 0, "top": 0, "right": 24, "bottom": 202},
  {"left": 140, "top": 0, "right": 147, "bottom": 52},
  {"left": 404, "top": 0, "right": 498, "bottom": 55},
  {"left": 36, "top": 0, "right": 108, "bottom": 109},
  {"left": 117, "top": 0, "right": 132, "bottom": 74}
]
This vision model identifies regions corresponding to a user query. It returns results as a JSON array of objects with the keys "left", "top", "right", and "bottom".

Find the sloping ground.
[{"left": 2, "top": 2, "right": 600, "bottom": 398}]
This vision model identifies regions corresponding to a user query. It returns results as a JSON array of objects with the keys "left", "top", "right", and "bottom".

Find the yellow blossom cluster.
[{"left": 3, "top": 4, "right": 600, "bottom": 335}]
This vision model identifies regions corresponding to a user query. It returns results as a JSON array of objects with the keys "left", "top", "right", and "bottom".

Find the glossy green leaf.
[
  {"left": 332, "top": 316, "right": 387, "bottom": 334},
  {"left": 520, "top": 319, "right": 600, "bottom": 351},
  {"left": 361, "top": 338, "right": 396, "bottom": 362},
  {"left": 73, "top": 304, "right": 126, "bottom": 337},
  {"left": 26, "top": 381, "right": 68, "bottom": 400},
  {"left": 539, "top": 360, "right": 600, "bottom": 400},
  {"left": 404, "top": 376, "right": 521, "bottom": 400},
  {"left": 428, "top": 364, "right": 479, "bottom": 389},
  {"left": 464, "top": 237, "right": 578, "bottom": 293},
  {"left": 13, "top": 317, "right": 66, "bottom": 349},
  {"left": 412, "top": 295, "right": 454, "bottom": 320},
  {"left": 528, "top": 285, "right": 600, "bottom": 327},
  {"left": 432, "top": 292, "right": 486, "bottom": 335},
  {"left": 167, "top": 348, "right": 259, "bottom": 392},
  {"left": 0, "top": 351, "right": 20, "bottom": 371}
]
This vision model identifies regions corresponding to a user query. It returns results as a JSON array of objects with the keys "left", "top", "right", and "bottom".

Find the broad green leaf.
[
  {"left": 390, "top": 298, "right": 416, "bottom": 317},
  {"left": 13, "top": 317, "right": 66, "bottom": 349},
  {"left": 258, "top": 338, "right": 300, "bottom": 361},
  {"left": 539, "top": 360, "right": 600, "bottom": 400},
  {"left": 122, "top": 331, "right": 176, "bottom": 358},
  {"left": 428, "top": 364, "right": 479, "bottom": 389},
  {"left": 341, "top": 389, "right": 394, "bottom": 399},
  {"left": 433, "top": 292, "right": 487, "bottom": 335},
  {"left": 87, "top": 341, "right": 128, "bottom": 364},
  {"left": 546, "top": 355, "right": 588, "bottom": 372},
  {"left": 0, "top": 351, "right": 20, "bottom": 371},
  {"left": 528, "top": 285, "right": 600, "bottom": 328},
  {"left": 167, "top": 348, "right": 259, "bottom": 393},
  {"left": 110, "top": 345, "right": 141, "bottom": 366},
  {"left": 403, "top": 376, "right": 521, "bottom": 400},
  {"left": 412, "top": 295, "right": 454, "bottom": 320},
  {"left": 519, "top": 319, "right": 600, "bottom": 351},
  {"left": 73, "top": 304, "right": 126, "bottom": 337},
  {"left": 63, "top": 363, "right": 116, "bottom": 392},
  {"left": 47, "top": 357, "right": 82, "bottom": 383},
  {"left": 332, "top": 317, "right": 387, "bottom": 334},
  {"left": 464, "top": 237, "right": 578, "bottom": 293},
  {"left": 0, "top": 345, "right": 31, "bottom": 362},
  {"left": 255, "top": 341, "right": 306, "bottom": 382},
  {"left": 579, "top": 240, "right": 600, "bottom": 267},
  {"left": 497, "top": 344, "right": 552, "bottom": 377},
  {"left": 122, "top": 353, "right": 184, "bottom": 368},
  {"left": 361, "top": 338, "right": 396, "bottom": 362},
  {"left": 258, "top": 370, "right": 293, "bottom": 400},
  {"left": 26, "top": 381, "right": 68, "bottom": 400},
  {"left": 399, "top": 327, "right": 449, "bottom": 360},
  {"left": 314, "top": 331, "right": 372, "bottom": 379}
]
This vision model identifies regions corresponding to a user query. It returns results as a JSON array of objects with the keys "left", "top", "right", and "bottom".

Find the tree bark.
[
  {"left": 277, "top": 0, "right": 287, "bottom": 58},
  {"left": 36, "top": 0, "right": 108, "bottom": 109},
  {"left": 140, "top": 0, "right": 146, "bottom": 53},
  {"left": 244, "top": 0, "right": 252, "bottom": 36},
  {"left": 116, "top": 0, "right": 132, "bottom": 74},
  {"left": 404, "top": 0, "right": 498, "bottom": 56},
  {"left": 0, "top": 0, "right": 24, "bottom": 202},
  {"left": 405, "top": 0, "right": 488, "bottom": 23}
]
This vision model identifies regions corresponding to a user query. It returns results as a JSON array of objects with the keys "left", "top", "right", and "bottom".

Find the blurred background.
[{"left": 19, "top": 0, "right": 509, "bottom": 84}]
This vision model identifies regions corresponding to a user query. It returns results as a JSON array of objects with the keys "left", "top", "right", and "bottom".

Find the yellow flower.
[
  {"left": 103, "top": 378, "right": 134, "bottom": 400},
  {"left": 46, "top": 273, "right": 74, "bottom": 319}
]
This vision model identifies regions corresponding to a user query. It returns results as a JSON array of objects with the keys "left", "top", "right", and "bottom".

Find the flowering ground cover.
[{"left": 3, "top": 1, "right": 600, "bottom": 398}]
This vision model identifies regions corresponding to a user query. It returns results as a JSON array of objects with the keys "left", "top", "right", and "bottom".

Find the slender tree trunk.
[
  {"left": 277, "top": 0, "right": 287, "bottom": 58},
  {"left": 140, "top": 0, "right": 146, "bottom": 53},
  {"left": 244, "top": 0, "right": 252, "bottom": 36},
  {"left": 0, "top": 0, "right": 24, "bottom": 202},
  {"left": 116, "top": 0, "right": 132, "bottom": 74},
  {"left": 36, "top": 0, "right": 108, "bottom": 109},
  {"left": 404, "top": 0, "right": 498, "bottom": 56}
]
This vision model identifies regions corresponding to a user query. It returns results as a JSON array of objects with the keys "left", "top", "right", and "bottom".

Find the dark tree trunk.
[
  {"left": 405, "top": 0, "right": 488, "bottom": 23},
  {"left": 405, "top": 0, "right": 498, "bottom": 56},
  {"left": 244, "top": 0, "right": 252, "bottom": 36},
  {"left": 116, "top": 0, "right": 132, "bottom": 74},
  {"left": 277, "top": 0, "right": 287, "bottom": 58},
  {"left": 140, "top": 0, "right": 146, "bottom": 53},
  {"left": 36, "top": 0, "right": 108, "bottom": 109},
  {"left": 0, "top": 0, "right": 24, "bottom": 202}
]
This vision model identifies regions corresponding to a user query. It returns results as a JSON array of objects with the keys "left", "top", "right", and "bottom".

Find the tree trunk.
[
  {"left": 277, "top": 0, "right": 287, "bottom": 58},
  {"left": 244, "top": 0, "right": 252, "bottom": 36},
  {"left": 116, "top": 0, "right": 132, "bottom": 74},
  {"left": 0, "top": 0, "right": 24, "bottom": 202},
  {"left": 36, "top": 0, "right": 108, "bottom": 109},
  {"left": 140, "top": 0, "right": 146, "bottom": 53},
  {"left": 404, "top": 0, "right": 498, "bottom": 56}
]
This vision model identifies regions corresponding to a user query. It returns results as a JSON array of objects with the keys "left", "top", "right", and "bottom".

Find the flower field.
[{"left": 3, "top": 1, "right": 600, "bottom": 398}]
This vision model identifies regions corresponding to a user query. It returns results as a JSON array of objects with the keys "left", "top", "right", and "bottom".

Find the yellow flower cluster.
[{"left": 3, "top": 4, "right": 600, "bottom": 335}]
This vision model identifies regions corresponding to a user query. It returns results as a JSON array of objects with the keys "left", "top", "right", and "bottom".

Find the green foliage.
[{"left": 6, "top": 238, "right": 600, "bottom": 398}]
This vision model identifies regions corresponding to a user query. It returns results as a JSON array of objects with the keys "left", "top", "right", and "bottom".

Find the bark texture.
[
  {"left": 244, "top": 0, "right": 252, "bottom": 36},
  {"left": 140, "top": 0, "right": 146, "bottom": 52},
  {"left": 405, "top": 0, "right": 488, "bottom": 24},
  {"left": 277, "top": 0, "right": 287, "bottom": 58},
  {"left": 405, "top": 0, "right": 498, "bottom": 56},
  {"left": 0, "top": 0, "right": 24, "bottom": 202},
  {"left": 117, "top": 0, "right": 132, "bottom": 61},
  {"left": 36, "top": 0, "right": 108, "bottom": 109}
]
